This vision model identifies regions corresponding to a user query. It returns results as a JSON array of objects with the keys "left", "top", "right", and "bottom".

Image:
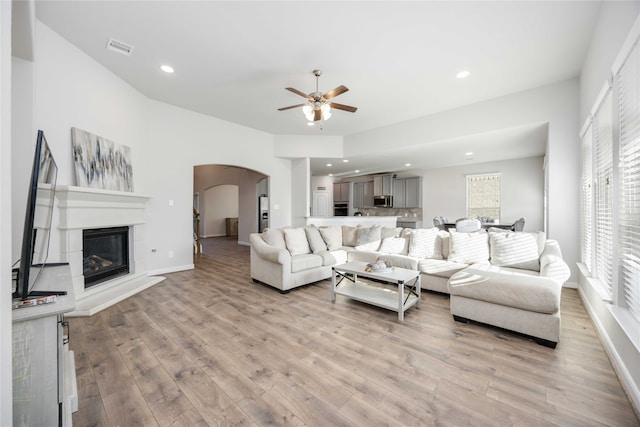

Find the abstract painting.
[{"left": 71, "top": 127, "right": 134, "bottom": 192}]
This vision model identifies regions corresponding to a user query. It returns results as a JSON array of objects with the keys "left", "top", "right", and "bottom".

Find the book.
[{"left": 12, "top": 295, "right": 57, "bottom": 310}]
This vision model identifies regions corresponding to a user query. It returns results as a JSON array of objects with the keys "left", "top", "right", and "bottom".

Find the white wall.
[
  {"left": 347, "top": 79, "right": 580, "bottom": 281},
  {"left": 203, "top": 185, "right": 238, "bottom": 237},
  {"left": 26, "top": 21, "right": 292, "bottom": 275},
  {"left": 578, "top": 2, "right": 640, "bottom": 413},
  {"left": 291, "top": 157, "right": 310, "bottom": 227},
  {"left": 421, "top": 156, "right": 544, "bottom": 231},
  {"left": 1, "top": 1, "right": 13, "bottom": 423}
]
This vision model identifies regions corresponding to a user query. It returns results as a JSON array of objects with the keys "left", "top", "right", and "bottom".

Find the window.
[
  {"left": 593, "top": 90, "right": 614, "bottom": 295},
  {"left": 467, "top": 173, "right": 500, "bottom": 220},
  {"left": 580, "top": 26, "right": 640, "bottom": 325},
  {"left": 580, "top": 124, "right": 593, "bottom": 273},
  {"left": 617, "top": 39, "right": 640, "bottom": 322}
]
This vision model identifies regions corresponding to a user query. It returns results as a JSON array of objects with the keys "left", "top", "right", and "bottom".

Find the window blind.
[
  {"left": 617, "top": 40, "right": 640, "bottom": 322},
  {"left": 467, "top": 174, "right": 501, "bottom": 220},
  {"left": 581, "top": 124, "right": 593, "bottom": 273},
  {"left": 593, "top": 90, "right": 613, "bottom": 294}
]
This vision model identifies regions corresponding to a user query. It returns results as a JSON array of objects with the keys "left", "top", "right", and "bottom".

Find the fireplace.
[{"left": 83, "top": 227, "right": 130, "bottom": 288}]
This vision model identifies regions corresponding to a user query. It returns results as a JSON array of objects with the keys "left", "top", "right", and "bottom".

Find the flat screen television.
[{"left": 13, "top": 130, "right": 63, "bottom": 300}]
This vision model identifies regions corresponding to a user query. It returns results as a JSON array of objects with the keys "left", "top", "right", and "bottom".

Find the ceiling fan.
[{"left": 278, "top": 70, "right": 357, "bottom": 122}]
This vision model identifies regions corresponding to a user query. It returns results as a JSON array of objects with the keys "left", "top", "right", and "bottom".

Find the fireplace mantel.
[{"left": 55, "top": 186, "right": 164, "bottom": 316}]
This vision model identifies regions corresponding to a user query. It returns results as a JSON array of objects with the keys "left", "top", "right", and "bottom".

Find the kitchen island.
[{"left": 306, "top": 216, "right": 398, "bottom": 228}]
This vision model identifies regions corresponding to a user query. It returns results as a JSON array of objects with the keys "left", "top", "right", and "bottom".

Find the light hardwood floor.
[{"left": 69, "top": 237, "right": 639, "bottom": 426}]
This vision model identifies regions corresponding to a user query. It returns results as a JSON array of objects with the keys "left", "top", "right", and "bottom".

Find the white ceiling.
[{"left": 34, "top": 1, "right": 601, "bottom": 176}]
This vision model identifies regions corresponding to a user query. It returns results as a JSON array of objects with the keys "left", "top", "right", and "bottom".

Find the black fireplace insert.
[{"left": 83, "top": 226, "right": 130, "bottom": 288}]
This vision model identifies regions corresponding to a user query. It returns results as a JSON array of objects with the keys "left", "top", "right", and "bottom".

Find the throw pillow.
[
  {"left": 378, "top": 237, "right": 409, "bottom": 255},
  {"left": 408, "top": 227, "right": 441, "bottom": 259},
  {"left": 283, "top": 228, "right": 311, "bottom": 256},
  {"left": 381, "top": 226, "right": 403, "bottom": 239},
  {"left": 489, "top": 231, "right": 540, "bottom": 271},
  {"left": 262, "top": 227, "right": 287, "bottom": 249},
  {"left": 342, "top": 225, "right": 359, "bottom": 247},
  {"left": 305, "top": 226, "right": 327, "bottom": 254},
  {"left": 319, "top": 226, "right": 343, "bottom": 250},
  {"left": 355, "top": 225, "right": 382, "bottom": 251},
  {"left": 448, "top": 231, "right": 489, "bottom": 264}
]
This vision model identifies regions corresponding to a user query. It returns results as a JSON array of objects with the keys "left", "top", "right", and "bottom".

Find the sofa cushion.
[
  {"left": 448, "top": 231, "right": 490, "bottom": 264},
  {"left": 347, "top": 250, "right": 380, "bottom": 264},
  {"left": 381, "top": 226, "right": 403, "bottom": 238},
  {"left": 262, "top": 227, "right": 287, "bottom": 249},
  {"left": 355, "top": 225, "right": 381, "bottom": 251},
  {"left": 418, "top": 259, "right": 468, "bottom": 279},
  {"left": 283, "top": 228, "right": 311, "bottom": 256},
  {"left": 378, "top": 236, "right": 409, "bottom": 255},
  {"left": 489, "top": 231, "right": 540, "bottom": 271},
  {"left": 342, "top": 225, "right": 359, "bottom": 247},
  {"left": 377, "top": 254, "right": 419, "bottom": 270},
  {"left": 448, "top": 267, "right": 561, "bottom": 314},
  {"left": 305, "top": 226, "right": 327, "bottom": 254},
  {"left": 319, "top": 226, "right": 343, "bottom": 250},
  {"left": 438, "top": 231, "right": 450, "bottom": 259},
  {"left": 407, "top": 227, "right": 441, "bottom": 259},
  {"left": 316, "top": 249, "right": 348, "bottom": 266},
  {"left": 488, "top": 229, "right": 546, "bottom": 255},
  {"left": 290, "top": 253, "right": 323, "bottom": 273}
]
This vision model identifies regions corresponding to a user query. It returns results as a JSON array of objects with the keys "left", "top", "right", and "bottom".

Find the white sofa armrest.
[
  {"left": 249, "top": 233, "right": 291, "bottom": 265},
  {"left": 539, "top": 239, "right": 570, "bottom": 285}
]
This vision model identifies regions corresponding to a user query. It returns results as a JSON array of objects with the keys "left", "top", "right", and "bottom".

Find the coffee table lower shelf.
[
  {"left": 331, "top": 262, "right": 421, "bottom": 321},
  {"left": 334, "top": 282, "right": 419, "bottom": 312}
]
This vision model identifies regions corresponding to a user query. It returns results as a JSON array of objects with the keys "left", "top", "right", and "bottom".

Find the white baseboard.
[
  {"left": 147, "top": 264, "right": 194, "bottom": 276},
  {"left": 238, "top": 240, "right": 250, "bottom": 246},
  {"left": 577, "top": 286, "right": 640, "bottom": 417},
  {"left": 201, "top": 233, "right": 225, "bottom": 238},
  {"left": 563, "top": 280, "right": 578, "bottom": 289}
]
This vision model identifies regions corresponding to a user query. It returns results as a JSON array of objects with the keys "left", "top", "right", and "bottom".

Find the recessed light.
[
  {"left": 456, "top": 70, "right": 470, "bottom": 79},
  {"left": 307, "top": 122, "right": 314, "bottom": 126},
  {"left": 329, "top": 173, "right": 333, "bottom": 177},
  {"left": 343, "top": 159, "right": 349, "bottom": 163},
  {"left": 160, "top": 65, "right": 174, "bottom": 73},
  {"left": 354, "top": 170, "right": 360, "bottom": 173},
  {"left": 405, "top": 163, "right": 411, "bottom": 167},
  {"left": 326, "top": 163, "right": 332, "bottom": 167},
  {"left": 465, "top": 152, "right": 474, "bottom": 156}
]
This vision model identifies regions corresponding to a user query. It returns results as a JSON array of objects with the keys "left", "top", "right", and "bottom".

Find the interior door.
[{"left": 312, "top": 191, "right": 330, "bottom": 216}]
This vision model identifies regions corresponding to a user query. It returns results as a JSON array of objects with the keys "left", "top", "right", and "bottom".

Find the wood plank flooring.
[{"left": 69, "top": 237, "right": 639, "bottom": 426}]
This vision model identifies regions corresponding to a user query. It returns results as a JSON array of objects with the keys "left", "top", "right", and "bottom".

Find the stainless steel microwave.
[{"left": 373, "top": 195, "right": 393, "bottom": 207}]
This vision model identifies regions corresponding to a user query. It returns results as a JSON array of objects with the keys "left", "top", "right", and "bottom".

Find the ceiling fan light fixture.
[
  {"left": 321, "top": 104, "right": 331, "bottom": 120},
  {"left": 303, "top": 104, "right": 314, "bottom": 121}
]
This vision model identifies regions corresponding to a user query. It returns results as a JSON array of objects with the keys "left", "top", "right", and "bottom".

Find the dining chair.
[
  {"left": 512, "top": 217, "right": 526, "bottom": 231},
  {"left": 455, "top": 218, "right": 481, "bottom": 232}
]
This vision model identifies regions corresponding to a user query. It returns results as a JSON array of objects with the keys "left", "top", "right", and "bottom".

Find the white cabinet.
[
  {"left": 333, "top": 182, "right": 350, "bottom": 202},
  {"left": 12, "top": 265, "right": 77, "bottom": 427},
  {"left": 393, "top": 177, "right": 422, "bottom": 208},
  {"left": 353, "top": 181, "right": 374, "bottom": 208},
  {"left": 373, "top": 174, "right": 393, "bottom": 196}
]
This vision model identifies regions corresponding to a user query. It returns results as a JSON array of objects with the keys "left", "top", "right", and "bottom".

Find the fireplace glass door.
[{"left": 83, "top": 226, "right": 130, "bottom": 288}]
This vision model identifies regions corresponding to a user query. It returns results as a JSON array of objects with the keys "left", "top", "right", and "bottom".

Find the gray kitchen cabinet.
[
  {"left": 393, "top": 177, "right": 423, "bottom": 208},
  {"left": 353, "top": 181, "right": 374, "bottom": 208},
  {"left": 373, "top": 174, "right": 393, "bottom": 196},
  {"left": 333, "top": 182, "right": 350, "bottom": 202}
]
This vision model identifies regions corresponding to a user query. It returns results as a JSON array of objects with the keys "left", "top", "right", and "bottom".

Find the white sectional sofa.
[{"left": 249, "top": 224, "right": 571, "bottom": 347}]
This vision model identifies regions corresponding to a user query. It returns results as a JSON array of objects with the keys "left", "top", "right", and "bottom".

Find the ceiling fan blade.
[
  {"left": 330, "top": 102, "right": 358, "bottom": 113},
  {"left": 314, "top": 109, "right": 321, "bottom": 121},
  {"left": 285, "top": 87, "right": 311, "bottom": 99},
  {"left": 323, "top": 85, "right": 349, "bottom": 100},
  {"left": 277, "top": 104, "right": 305, "bottom": 111}
]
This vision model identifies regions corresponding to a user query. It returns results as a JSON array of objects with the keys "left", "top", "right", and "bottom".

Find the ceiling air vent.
[{"left": 106, "top": 38, "right": 134, "bottom": 56}]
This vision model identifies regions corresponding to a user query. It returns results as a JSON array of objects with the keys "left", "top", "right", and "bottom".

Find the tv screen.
[{"left": 14, "top": 130, "right": 58, "bottom": 300}]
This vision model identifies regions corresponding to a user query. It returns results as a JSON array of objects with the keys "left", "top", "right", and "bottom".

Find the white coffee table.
[{"left": 331, "top": 261, "right": 421, "bottom": 321}]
